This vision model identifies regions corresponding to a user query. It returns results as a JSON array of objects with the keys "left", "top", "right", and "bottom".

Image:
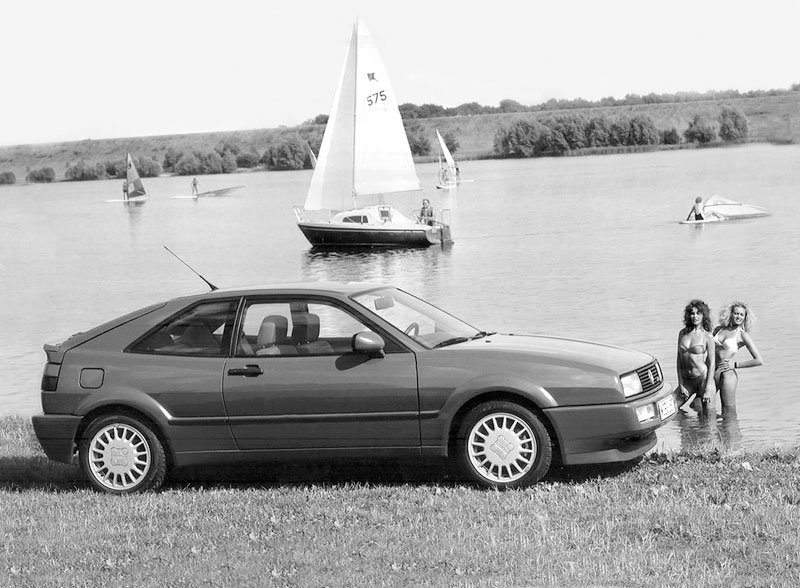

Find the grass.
[
  {"left": 1, "top": 93, "right": 798, "bottom": 182},
  {"left": 1, "top": 416, "right": 799, "bottom": 586}
]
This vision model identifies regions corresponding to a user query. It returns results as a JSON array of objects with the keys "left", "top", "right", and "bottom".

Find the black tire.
[
  {"left": 79, "top": 414, "right": 167, "bottom": 494},
  {"left": 456, "top": 401, "right": 552, "bottom": 488}
]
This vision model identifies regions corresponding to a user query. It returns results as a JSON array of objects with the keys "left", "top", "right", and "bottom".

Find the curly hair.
[
  {"left": 683, "top": 299, "right": 712, "bottom": 331},
  {"left": 718, "top": 301, "right": 755, "bottom": 332}
]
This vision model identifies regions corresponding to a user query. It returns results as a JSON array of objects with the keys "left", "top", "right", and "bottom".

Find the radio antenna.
[{"left": 163, "top": 246, "right": 218, "bottom": 291}]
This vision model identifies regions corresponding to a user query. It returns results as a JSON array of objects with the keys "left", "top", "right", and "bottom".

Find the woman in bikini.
[
  {"left": 713, "top": 302, "right": 763, "bottom": 408},
  {"left": 676, "top": 299, "right": 716, "bottom": 408}
]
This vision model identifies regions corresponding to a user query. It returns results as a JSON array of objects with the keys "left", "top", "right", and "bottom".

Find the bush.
[
  {"left": 541, "top": 114, "right": 588, "bottom": 154},
  {"left": 64, "top": 160, "right": 105, "bottom": 181},
  {"left": 134, "top": 156, "right": 162, "bottom": 178},
  {"left": 261, "top": 136, "right": 307, "bottom": 171},
  {"left": 26, "top": 167, "right": 56, "bottom": 183},
  {"left": 163, "top": 147, "right": 183, "bottom": 172},
  {"left": 629, "top": 115, "right": 659, "bottom": 145},
  {"left": 404, "top": 122, "right": 431, "bottom": 156},
  {"left": 235, "top": 151, "right": 261, "bottom": 168},
  {"left": 660, "top": 128, "right": 681, "bottom": 145},
  {"left": 684, "top": 114, "right": 718, "bottom": 144},
  {"left": 718, "top": 104, "right": 749, "bottom": 142},
  {"left": 0, "top": 171, "right": 16, "bottom": 184},
  {"left": 493, "top": 119, "right": 548, "bottom": 157}
]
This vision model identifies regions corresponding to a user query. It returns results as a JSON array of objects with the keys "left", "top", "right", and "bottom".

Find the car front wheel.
[
  {"left": 79, "top": 414, "right": 167, "bottom": 494},
  {"left": 457, "top": 401, "right": 552, "bottom": 488}
]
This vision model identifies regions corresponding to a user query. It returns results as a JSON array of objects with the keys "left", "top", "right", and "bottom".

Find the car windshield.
[{"left": 352, "top": 287, "right": 481, "bottom": 349}]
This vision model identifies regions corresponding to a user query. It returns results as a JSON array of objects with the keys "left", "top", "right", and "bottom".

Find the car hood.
[{"left": 455, "top": 333, "right": 654, "bottom": 373}]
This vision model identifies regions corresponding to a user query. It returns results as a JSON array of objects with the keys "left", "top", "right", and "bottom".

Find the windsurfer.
[{"left": 122, "top": 180, "right": 128, "bottom": 200}]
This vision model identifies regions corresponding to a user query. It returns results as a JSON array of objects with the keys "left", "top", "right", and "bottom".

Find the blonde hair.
[{"left": 718, "top": 301, "right": 755, "bottom": 332}]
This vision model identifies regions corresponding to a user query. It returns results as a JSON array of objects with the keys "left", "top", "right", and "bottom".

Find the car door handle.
[{"left": 227, "top": 365, "right": 263, "bottom": 377}]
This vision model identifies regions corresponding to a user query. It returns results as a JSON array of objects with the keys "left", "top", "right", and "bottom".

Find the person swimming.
[{"left": 676, "top": 299, "right": 716, "bottom": 408}]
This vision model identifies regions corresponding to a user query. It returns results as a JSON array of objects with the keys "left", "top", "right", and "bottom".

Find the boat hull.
[{"left": 297, "top": 222, "right": 449, "bottom": 247}]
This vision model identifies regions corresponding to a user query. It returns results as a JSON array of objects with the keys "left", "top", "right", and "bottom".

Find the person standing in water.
[
  {"left": 713, "top": 301, "right": 763, "bottom": 409},
  {"left": 676, "top": 299, "right": 716, "bottom": 408},
  {"left": 191, "top": 177, "right": 199, "bottom": 195},
  {"left": 687, "top": 196, "right": 705, "bottom": 221}
]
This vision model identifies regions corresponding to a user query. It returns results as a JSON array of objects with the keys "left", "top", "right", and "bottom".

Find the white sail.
[
  {"left": 303, "top": 19, "right": 420, "bottom": 212},
  {"left": 126, "top": 153, "right": 147, "bottom": 199},
  {"left": 436, "top": 129, "right": 456, "bottom": 172}
]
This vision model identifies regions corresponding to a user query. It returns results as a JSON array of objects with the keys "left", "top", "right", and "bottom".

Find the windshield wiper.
[
  {"left": 432, "top": 336, "right": 470, "bottom": 349},
  {"left": 470, "top": 331, "right": 496, "bottom": 340}
]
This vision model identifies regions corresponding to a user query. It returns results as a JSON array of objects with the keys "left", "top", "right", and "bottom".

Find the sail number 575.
[{"left": 367, "top": 91, "right": 387, "bottom": 106}]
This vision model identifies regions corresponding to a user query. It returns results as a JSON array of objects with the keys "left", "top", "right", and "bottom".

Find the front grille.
[{"left": 636, "top": 361, "right": 662, "bottom": 394}]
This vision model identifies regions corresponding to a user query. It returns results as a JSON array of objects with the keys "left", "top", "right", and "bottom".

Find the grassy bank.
[
  {"left": 1, "top": 416, "right": 798, "bottom": 586},
  {"left": 1, "top": 93, "right": 798, "bottom": 183}
]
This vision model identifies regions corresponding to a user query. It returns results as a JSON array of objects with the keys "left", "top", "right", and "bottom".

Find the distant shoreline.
[{"left": 1, "top": 93, "right": 797, "bottom": 184}]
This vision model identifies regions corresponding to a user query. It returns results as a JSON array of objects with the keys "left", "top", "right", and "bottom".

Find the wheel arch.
[
  {"left": 445, "top": 390, "right": 561, "bottom": 463},
  {"left": 76, "top": 404, "right": 174, "bottom": 471}
]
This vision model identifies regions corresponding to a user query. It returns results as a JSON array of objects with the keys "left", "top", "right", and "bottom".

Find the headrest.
[
  {"left": 256, "top": 319, "right": 276, "bottom": 348},
  {"left": 263, "top": 315, "right": 288, "bottom": 342},
  {"left": 292, "top": 313, "right": 320, "bottom": 344}
]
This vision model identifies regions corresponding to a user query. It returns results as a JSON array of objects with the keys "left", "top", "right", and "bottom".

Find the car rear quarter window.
[{"left": 128, "top": 299, "right": 239, "bottom": 357}]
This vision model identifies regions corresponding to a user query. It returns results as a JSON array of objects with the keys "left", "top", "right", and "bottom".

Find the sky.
[{"left": 1, "top": 0, "right": 798, "bottom": 147}]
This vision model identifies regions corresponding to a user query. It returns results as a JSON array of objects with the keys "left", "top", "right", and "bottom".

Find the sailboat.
[
  {"left": 124, "top": 153, "right": 149, "bottom": 202},
  {"left": 435, "top": 129, "right": 460, "bottom": 190},
  {"left": 293, "top": 19, "right": 452, "bottom": 247}
]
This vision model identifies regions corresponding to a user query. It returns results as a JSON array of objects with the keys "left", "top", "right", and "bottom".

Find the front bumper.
[
  {"left": 544, "top": 383, "right": 676, "bottom": 465},
  {"left": 31, "top": 414, "right": 82, "bottom": 464}
]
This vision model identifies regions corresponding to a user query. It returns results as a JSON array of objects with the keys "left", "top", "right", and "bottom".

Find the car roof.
[{"left": 186, "top": 281, "right": 390, "bottom": 299}]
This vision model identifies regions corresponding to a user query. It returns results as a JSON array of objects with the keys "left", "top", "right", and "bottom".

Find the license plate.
[{"left": 658, "top": 395, "right": 677, "bottom": 419}]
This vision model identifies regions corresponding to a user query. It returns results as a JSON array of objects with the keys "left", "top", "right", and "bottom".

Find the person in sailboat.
[
  {"left": 676, "top": 299, "right": 716, "bottom": 410},
  {"left": 713, "top": 301, "right": 763, "bottom": 409},
  {"left": 418, "top": 199, "right": 435, "bottom": 225},
  {"left": 191, "top": 177, "right": 199, "bottom": 195}
]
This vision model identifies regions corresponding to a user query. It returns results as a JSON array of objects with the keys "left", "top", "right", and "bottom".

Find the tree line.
[
  {"left": 5, "top": 103, "right": 752, "bottom": 183},
  {"left": 391, "top": 85, "right": 799, "bottom": 120},
  {"left": 493, "top": 104, "right": 749, "bottom": 157}
]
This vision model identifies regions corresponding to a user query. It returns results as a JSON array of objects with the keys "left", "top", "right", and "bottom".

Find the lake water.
[{"left": 2, "top": 144, "right": 798, "bottom": 453}]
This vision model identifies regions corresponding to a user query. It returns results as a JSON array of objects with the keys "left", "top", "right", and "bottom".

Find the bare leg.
[{"left": 716, "top": 370, "right": 738, "bottom": 408}]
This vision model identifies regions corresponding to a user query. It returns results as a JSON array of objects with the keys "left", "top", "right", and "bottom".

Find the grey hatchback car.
[{"left": 33, "top": 283, "right": 677, "bottom": 494}]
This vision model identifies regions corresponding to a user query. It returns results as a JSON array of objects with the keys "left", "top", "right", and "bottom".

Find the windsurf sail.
[{"left": 126, "top": 153, "right": 147, "bottom": 200}]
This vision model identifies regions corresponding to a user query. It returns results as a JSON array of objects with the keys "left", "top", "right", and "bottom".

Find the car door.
[{"left": 222, "top": 297, "right": 420, "bottom": 450}]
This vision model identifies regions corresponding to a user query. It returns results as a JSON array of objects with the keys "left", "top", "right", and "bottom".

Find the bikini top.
[
  {"left": 714, "top": 330, "right": 740, "bottom": 352},
  {"left": 679, "top": 343, "right": 706, "bottom": 355}
]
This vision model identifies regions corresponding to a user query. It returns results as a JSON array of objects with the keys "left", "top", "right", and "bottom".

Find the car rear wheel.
[
  {"left": 79, "top": 414, "right": 166, "bottom": 494},
  {"left": 457, "top": 401, "right": 552, "bottom": 488}
]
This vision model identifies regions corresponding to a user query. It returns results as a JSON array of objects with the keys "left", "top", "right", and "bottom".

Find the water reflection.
[
  {"left": 300, "top": 246, "right": 453, "bottom": 292},
  {"left": 676, "top": 403, "right": 742, "bottom": 451}
]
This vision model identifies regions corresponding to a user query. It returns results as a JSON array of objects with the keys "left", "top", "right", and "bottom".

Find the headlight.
[{"left": 620, "top": 372, "right": 643, "bottom": 398}]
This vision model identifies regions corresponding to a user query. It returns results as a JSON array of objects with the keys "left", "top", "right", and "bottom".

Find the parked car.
[{"left": 33, "top": 283, "right": 677, "bottom": 494}]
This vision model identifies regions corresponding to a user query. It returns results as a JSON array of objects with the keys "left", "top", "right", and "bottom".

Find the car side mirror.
[{"left": 353, "top": 331, "right": 385, "bottom": 358}]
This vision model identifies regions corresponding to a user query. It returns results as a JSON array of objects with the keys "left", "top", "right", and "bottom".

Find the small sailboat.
[
  {"left": 293, "top": 19, "right": 452, "bottom": 247},
  {"left": 105, "top": 153, "right": 149, "bottom": 203},
  {"left": 679, "top": 194, "right": 770, "bottom": 224},
  {"left": 124, "top": 153, "right": 149, "bottom": 203},
  {"left": 435, "top": 129, "right": 460, "bottom": 190}
]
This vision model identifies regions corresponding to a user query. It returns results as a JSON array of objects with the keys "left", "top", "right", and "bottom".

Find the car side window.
[
  {"left": 237, "top": 299, "right": 397, "bottom": 357},
  {"left": 129, "top": 300, "right": 238, "bottom": 357}
]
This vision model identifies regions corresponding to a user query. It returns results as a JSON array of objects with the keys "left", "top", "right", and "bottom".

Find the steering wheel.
[{"left": 404, "top": 322, "right": 420, "bottom": 337}]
